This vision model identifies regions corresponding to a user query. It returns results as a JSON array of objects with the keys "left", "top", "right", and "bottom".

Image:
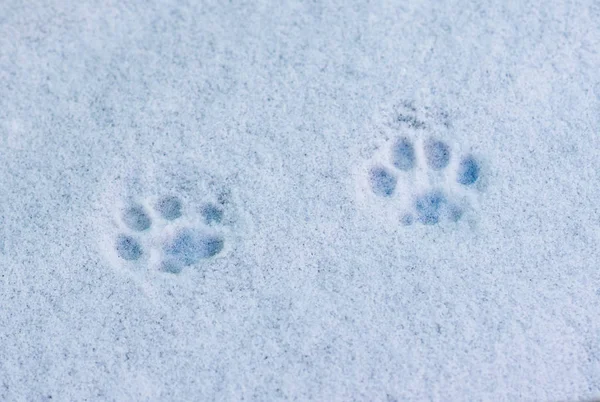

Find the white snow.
[{"left": 1, "top": 0, "right": 599, "bottom": 400}]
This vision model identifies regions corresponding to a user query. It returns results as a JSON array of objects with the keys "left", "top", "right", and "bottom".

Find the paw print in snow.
[
  {"left": 367, "top": 136, "right": 481, "bottom": 225},
  {"left": 95, "top": 161, "right": 240, "bottom": 282},
  {"left": 358, "top": 98, "right": 483, "bottom": 227},
  {"left": 114, "top": 195, "right": 226, "bottom": 273}
]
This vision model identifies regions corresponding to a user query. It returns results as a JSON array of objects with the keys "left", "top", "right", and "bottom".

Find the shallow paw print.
[
  {"left": 111, "top": 194, "right": 229, "bottom": 275},
  {"left": 93, "top": 157, "right": 248, "bottom": 285}
]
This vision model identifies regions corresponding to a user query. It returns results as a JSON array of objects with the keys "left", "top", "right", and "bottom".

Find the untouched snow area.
[{"left": 1, "top": 0, "right": 600, "bottom": 400}]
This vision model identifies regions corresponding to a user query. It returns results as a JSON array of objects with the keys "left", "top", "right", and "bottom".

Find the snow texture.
[{"left": 1, "top": 0, "right": 600, "bottom": 400}]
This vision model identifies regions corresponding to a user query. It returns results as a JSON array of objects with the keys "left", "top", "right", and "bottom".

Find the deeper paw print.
[
  {"left": 359, "top": 99, "right": 483, "bottom": 227},
  {"left": 367, "top": 136, "right": 481, "bottom": 225},
  {"left": 112, "top": 194, "right": 228, "bottom": 274}
]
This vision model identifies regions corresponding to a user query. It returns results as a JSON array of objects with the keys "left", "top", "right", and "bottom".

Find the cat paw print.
[
  {"left": 367, "top": 136, "right": 481, "bottom": 225},
  {"left": 92, "top": 156, "right": 248, "bottom": 286},
  {"left": 357, "top": 97, "right": 483, "bottom": 227},
  {"left": 114, "top": 195, "right": 227, "bottom": 274}
]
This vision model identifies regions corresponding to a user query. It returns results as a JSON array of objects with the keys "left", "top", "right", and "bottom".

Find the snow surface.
[{"left": 1, "top": 0, "right": 600, "bottom": 400}]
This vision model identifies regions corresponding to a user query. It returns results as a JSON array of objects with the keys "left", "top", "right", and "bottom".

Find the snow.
[{"left": 1, "top": 0, "right": 599, "bottom": 400}]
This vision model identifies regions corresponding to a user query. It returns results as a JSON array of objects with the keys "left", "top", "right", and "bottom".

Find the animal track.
[
  {"left": 366, "top": 135, "right": 481, "bottom": 225},
  {"left": 112, "top": 195, "right": 227, "bottom": 274},
  {"left": 95, "top": 159, "right": 245, "bottom": 283},
  {"left": 359, "top": 99, "right": 482, "bottom": 226}
]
